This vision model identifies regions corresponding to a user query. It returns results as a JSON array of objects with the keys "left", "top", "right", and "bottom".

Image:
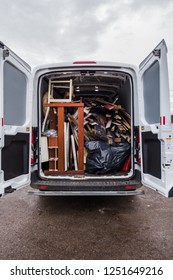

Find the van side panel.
[
  {"left": 2, "top": 134, "right": 29, "bottom": 181},
  {"left": 142, "top": 132, "right": 161, "bottom": 179}
]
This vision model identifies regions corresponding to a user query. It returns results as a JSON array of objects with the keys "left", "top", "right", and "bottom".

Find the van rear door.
[
  {"left": 139, "top": 39, "right": 173, "bottom": 197},
  {"left": 0, "top": 42, "right": 31, "bottom": 195}
]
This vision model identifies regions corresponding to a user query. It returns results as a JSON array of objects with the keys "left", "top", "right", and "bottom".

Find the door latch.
[{"left": 3, "top": 49, "right": 9, "bottom": 60}]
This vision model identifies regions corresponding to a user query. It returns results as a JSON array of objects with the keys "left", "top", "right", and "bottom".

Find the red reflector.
[
  {"left": 160, "top": 116, "right": 166, "bottom": 125},
  {"left": 163, "top": 116, "right": 166, "bottom": 125},
  {"left": 73, "top": 61, "right": 96, "bottom": 64},
  {"left": 40, "top": 185, "right": 47, "bottom": 190},
  {"left": 31, "top": 158, "right": 35, "bottom": 165},
  {"left": 2, "top": 118, "right": 4, "bottom": 126},
  {"left": 125, "top": 185, "right": 133, "bottom": 189}
]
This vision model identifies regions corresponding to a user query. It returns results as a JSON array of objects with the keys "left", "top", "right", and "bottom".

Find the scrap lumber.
[{"left": 83, "top": 97, "right": 131, "bottom": 144}]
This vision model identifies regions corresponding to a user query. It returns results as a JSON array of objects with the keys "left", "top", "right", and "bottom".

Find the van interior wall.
[
  {"left": 40, "top": 78, "right": 49, "bottom": 123},
  {"left": 118, "top": 79, "right": 131, "bottom": 122},
  {"left": 39, "top": 73, "right": 132, "bottom": 177}
]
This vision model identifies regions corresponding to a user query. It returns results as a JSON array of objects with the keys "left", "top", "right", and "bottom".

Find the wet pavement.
[{"left": 0, "top": 185, "right": 173, "bottom": 260}]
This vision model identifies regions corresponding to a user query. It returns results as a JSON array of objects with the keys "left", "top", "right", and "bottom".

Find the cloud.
[
  {"left": 130, "top": 0, "right": 173, "bottom": 10},
  {"left": 0, "top": 0, "right": 173, "bottom": 93},
  {"left": 0, "top": 0, "right": 117, "bottom": 64}
]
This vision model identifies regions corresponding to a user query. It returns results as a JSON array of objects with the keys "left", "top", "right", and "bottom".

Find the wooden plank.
[
  {"left": 49, "top": 108, "right": 57, "bottom": 129},
  {"left": 64, "top": 122, "right": 67, "bottom": 171},
  {"left": 122, "top": 119, "right": 131, "bottom": 130},
  {"left": 44, "top": 102, "right": 84, "bottom": 107},
  {"left": 122, "top": 110, "right": 131, "bottom": 120},
  {"left": 95, "top": 98, "right": 122, "bottom": 110},
  {"left": 57, "top": 106, "right": 64, "bottom": 171},
  {"left": 66, "top": 122, "right": 70, "bottom": 170},
  {"left": 71, "top": 134, "right": 78, "bottom": 170},
  {"left": 78, "top": 106, "right": 84, "bottom": 171},
  {"left": 48, "top": 136, "right": 58, "bottom": 147}
]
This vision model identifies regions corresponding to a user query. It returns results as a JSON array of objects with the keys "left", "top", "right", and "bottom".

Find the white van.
[{"left": 0, "top": 39, "right": 173, "bottom": 198}]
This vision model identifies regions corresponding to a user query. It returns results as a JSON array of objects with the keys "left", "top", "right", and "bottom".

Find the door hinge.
[
  {"left": 153, "top": 49, "right": 161, "bottom": 58},
  {"left": 3, "top": 49, "right": 9, "bottom": 60},
  {"left": 0, "top": 41, "right": 5, "bottom": 49}
]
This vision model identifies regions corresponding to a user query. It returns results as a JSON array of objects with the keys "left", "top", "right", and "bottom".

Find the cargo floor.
[{"left": 31, "top": 170, "right": 141, "bottom": 191}]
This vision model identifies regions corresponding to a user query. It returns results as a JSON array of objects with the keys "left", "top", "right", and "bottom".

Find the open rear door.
[
  {"left": 0, "top": 42, "right": 31, "bottom": 195},
  {"left": 139, "top": 39, "right": 173, "bottom": 197}
]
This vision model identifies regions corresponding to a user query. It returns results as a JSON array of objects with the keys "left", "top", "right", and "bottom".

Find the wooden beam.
[
  {"left": 44, "top": 102, "right": 84, "bottom": 107},
  {"left": 57, "top": 106, "right": 64, "bottom": 171},
  {"left": 78, "top": 106, "right": 84, "bottom": 171}
]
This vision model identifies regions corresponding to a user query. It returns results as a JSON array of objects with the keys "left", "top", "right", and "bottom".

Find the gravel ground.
[{"left": 0, "top": 185, "right": 173, "bottom": 260}]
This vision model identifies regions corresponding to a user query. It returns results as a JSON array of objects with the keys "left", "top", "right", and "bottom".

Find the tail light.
[
  {"left": 40, "top": 185, "right": 47, "bottom": 190},
  {"left": 125, "top": 185, "right": 133, "bottom": 190}
]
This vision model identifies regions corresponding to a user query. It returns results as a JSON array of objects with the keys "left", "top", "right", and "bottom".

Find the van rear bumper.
[
  {"left": 30, "top": 170, "right": 142, "bottom": 195},
  {"left": 28, "top": 189, "right": 144, "bottom": 196}
]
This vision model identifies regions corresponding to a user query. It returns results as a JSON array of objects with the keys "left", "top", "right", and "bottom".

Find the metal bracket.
[
  {"left": 3, "top": 49, "right": 9, "bottom": 60},
  {"left": 153, "top": 49, "right": 161, "bottom": 58}
]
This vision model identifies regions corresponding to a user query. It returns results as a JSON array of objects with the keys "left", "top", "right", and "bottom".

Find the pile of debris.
[
  {"left": 83, "top": 98, "right": 131, "bottom": 144},
  {"left": 66, "top": 97, "right": 132, "bottom": 174}
]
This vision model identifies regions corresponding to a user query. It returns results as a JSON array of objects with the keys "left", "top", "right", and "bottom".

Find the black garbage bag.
[{"left": 85, "top": 140, "right": 131, "bottom": 174}]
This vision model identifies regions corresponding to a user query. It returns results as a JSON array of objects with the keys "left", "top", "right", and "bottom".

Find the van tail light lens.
[
  {"left": 125, "top": 185, "right": 133, "bottom": 190},
  {"left": 40, "top": 185, "right": 47, "bottom": 190}
]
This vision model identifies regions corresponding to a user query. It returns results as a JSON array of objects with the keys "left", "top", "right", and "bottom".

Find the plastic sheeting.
[{"left": 85, "top": 140, "right": 131, "bottom": 174}]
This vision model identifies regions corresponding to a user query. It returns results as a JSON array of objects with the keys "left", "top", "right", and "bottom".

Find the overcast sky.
[{"left": 0, "top": 0, "right": 173, "bottom": 93}]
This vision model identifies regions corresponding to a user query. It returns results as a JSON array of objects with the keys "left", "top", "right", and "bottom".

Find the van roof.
[{"left": 33, "top": 61, "right": 138, "bottom": 74}]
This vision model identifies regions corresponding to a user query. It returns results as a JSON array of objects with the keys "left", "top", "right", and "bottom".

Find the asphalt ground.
[{"left": 0, "top": 185, "right": 173, "bottom": 260}]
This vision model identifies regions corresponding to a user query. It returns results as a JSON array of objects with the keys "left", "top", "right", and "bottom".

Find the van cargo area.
[
  {"left": 38, "top": 69, "right": 136, "bottom": 184},
  {"left": 2, "top": 39, "right": 173, "bottom": 197}
]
